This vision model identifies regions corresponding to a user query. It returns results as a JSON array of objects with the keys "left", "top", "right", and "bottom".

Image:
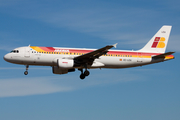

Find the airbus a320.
[{"left": 4, "top": 26, "right": 175, "bottom": 79}]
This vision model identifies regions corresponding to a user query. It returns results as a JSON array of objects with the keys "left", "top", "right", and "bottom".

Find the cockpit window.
[{"left": 10, "top": 50, "right": 19, "bottom": 53}]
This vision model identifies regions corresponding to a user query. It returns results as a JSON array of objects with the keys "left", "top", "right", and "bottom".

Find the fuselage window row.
[{"left": 31, "top": 51, "right": 132, "bottom": 57}]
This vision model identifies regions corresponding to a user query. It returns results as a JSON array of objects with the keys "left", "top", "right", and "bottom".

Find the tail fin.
[{"left": 139, "top": 25, "right": 172, "bottom": 53}]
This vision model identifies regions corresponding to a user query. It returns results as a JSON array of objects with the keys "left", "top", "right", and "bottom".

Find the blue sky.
[{"left": 0, "top": 0, "right": 180, "bottom": 120}]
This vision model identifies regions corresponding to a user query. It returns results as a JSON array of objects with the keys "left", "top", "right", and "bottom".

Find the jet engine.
[
  {"left": 57, "top": 59, "right": 74, "bottom": 68},
  {"left": 52, "top": 66, "right": 75, "bottom": 74},
  {"left": 52, "top": 66, "right": 68, "bottom": 74}
]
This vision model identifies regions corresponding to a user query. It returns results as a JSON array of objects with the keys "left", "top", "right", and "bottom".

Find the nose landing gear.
[{"left": 24, "top": 65, "right": 29, "bottom": 75}]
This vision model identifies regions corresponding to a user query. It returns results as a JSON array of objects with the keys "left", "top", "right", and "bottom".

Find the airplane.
[{"left": 4, "top": 25, "right": 175, "bottom": 79}]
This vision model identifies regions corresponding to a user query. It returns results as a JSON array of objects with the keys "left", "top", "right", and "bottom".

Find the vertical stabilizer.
[{"left": 139, "top": 26, "right": 172, "bottom": 53}]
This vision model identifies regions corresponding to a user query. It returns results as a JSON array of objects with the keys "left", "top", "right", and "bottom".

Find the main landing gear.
[
  {"left": 24, "top": 65, "right": 29, "bottom": 75},
  {"left": 79, "top": 69, "right": 90, "bottom": 80}
]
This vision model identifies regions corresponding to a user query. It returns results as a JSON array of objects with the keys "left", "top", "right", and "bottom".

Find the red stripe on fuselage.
[
  {"left": 39, "top": 47, "right": 55, "bottom": 52},
  {"left": 37, "top": 47, "right": 164, "bottom": 56},
  {"left": 69, "top": 49, "right": 92, "bottom": 54}
]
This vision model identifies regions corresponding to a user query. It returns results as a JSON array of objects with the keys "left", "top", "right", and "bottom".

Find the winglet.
[{"left": 113, "top": 43, "right": 118, "bottom": 48}]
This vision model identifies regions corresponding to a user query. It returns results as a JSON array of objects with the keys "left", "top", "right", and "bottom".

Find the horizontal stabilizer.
[{"left": 152, "top": 52, "right": 175, "bottom": 59}]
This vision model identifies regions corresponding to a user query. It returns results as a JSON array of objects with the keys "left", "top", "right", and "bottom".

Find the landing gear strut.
[
  {"left": 79, "top": 69, "right": 90, "bottom": 80},
  {"left": 24, "top": 65, "right": 29, "bottom": 75}
]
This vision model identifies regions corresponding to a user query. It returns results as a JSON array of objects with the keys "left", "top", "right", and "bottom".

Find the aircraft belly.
[{"left": 97, "top": 57, "right": 151, "bottom": 68}]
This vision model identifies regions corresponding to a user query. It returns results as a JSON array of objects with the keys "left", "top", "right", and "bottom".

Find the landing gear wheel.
[
  {"left": 24, "top": 71, "right": 28, "bottom": 75},
  {"left": 80, "top": 74, "right": 85, "bottom": 80},
  {"left": 84, "top": 70, "right": 90, "bottom": 76}
]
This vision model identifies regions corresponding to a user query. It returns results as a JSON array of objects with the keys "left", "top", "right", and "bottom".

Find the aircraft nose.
[{"left": 3, "top": 54, "right": 11, "bottom": 62}]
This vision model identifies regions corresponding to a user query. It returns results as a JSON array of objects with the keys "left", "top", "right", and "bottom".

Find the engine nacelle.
[
  {"left": 52, "top": 66, "right": 75, "bottom": 75},
  {"left": 57, "top": 59, "right": 74, "bottom": 69},
  {"left": 52, "top": 66, "right": 68, "bottom": 74}
]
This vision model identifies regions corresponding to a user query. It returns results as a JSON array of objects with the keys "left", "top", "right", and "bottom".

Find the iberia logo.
[{"left": 151, "top": 37, "right": 166, "bottom": 48}]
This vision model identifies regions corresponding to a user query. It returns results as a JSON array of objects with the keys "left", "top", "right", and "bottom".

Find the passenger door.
[{"left": 24, "top": 47, "right": 30, "bottom": 57}]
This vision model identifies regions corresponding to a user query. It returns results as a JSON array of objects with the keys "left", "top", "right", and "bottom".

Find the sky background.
[{"left": 0, "top": 0, "right": 180, "bottom": 120}]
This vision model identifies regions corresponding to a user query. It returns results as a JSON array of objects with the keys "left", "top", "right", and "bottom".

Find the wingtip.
[{"left": 113, "top": 43, "right": 118, "bottom": 48}]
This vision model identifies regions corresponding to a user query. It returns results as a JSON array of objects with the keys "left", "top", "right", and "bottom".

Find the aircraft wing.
[{"left": 74, "top": 43, "right": 117, "bottom": 64}]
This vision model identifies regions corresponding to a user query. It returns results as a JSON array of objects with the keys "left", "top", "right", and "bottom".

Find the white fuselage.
[{"left": 4, "top": 46, "right": 164, "bottom": 69}]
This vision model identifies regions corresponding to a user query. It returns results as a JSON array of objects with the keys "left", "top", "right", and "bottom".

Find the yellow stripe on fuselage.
[
  {"left": 132, "top": 55, "right": 151, "bottom": 58},
  {"left": 30, "top": 46, "right": 45, "bottom": 52}
]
